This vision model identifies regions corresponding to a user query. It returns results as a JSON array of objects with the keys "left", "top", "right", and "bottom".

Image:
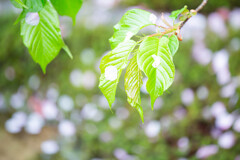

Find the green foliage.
[
  {"left": 11, "top": 0, "right": 83, "bottom": 73},
  {"left": 14, "top": 0, "right": 47, "bottom": 24},
  {"left": 1, "top": 13, "right": 240, "bottom": 159},
  {"left": 109, "top": 9, "right": 157, "bottom": 49},
  {"left": 138, "top": 37, "right": 175, "bottom": 109},
  {"left": 3, "top": 1, "right": 240, "bottom": 159},
  {"left": 9, "top": 0, "right": 195, "bottom": 121},
  {"left": 50, "top": 0, "right": 83, "bottom": 23},
  {"left": 168, "top": 35, "right": 179, "bottom": 56},
  {"left": 125, "top": 53, "right": 144, "bottom": 122},
  {"left": 20, "top": 1, "right": 71, "bottom": 73},
  {"left": 170, "top": 5, "right": 188, "bottom": 20},
  {"left": 24, "top": 0, "right": 46, "bottom": 12},
  {"left": 99, "top": 40, "right": 137, "bottom": 108},
  {"left": 99, "top": 8, "right": 186, "bottom": 122},
  {"left": 169, "top": 5, "right": 197, "bottom": 22}
]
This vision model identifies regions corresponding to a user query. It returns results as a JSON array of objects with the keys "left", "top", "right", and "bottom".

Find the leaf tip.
[
  {"left": 62, "top": 44, "right": 73, "bottom": 59},
  {"left": 150, "top": 98, "right": 156, "bottom": 110},
  {"left": 72, "top": 16, "right": 76, "bottom": 25},
  {"left": 136, "top": 105, "right": 144, "bottom": 123},
  {"left": 109, "top": 106, "right": 113, "bottom": 114},
  {"left": 39, "top": 62, "right": 47, "bottom": 74},
  {"left": 41, "top": 66, "right": 47, "bottom": 74}
]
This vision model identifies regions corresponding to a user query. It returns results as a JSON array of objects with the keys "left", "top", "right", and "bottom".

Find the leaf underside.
[
  {"left": 138, "top": 37, "right": 175, "bottom": 109},
  {"left": 125, "top": 53, "right": 144, "bottom": 122},
  {"left": 109, "top": 9, "right": 156, "bottom": 49},
  {"left": 99, "top": 40, "right": 137, "bottom": 108},
  {"left": 168, "top": 35, "right": 179, "bottom": 56}
]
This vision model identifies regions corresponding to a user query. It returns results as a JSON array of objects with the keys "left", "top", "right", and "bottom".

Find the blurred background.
[{"left": 0, "top": 0, "right": 240, "bottom": 159}]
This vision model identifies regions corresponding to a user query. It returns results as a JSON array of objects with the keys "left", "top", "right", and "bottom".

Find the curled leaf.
[
  {"left": 169, "top": 5, "right": 188, "bottom": 20},
  {"left": 168, "top": 35, "right": 179, "bottom": 56},
  {"left": 125, "top": 54, "right": 144, "bottom": 122},
  {"left": 99, "top": 40, "right": 137, "bottom": 108}
]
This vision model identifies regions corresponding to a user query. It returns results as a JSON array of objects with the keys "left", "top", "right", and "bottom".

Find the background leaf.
[
  {"left": 20, "top": 1, "right": 67, "bottom": 73},
  {"left": 24, "top": 0, "right": 46, "bottom": 12},
  {"left": 50, "top": 0, "right": 83, "bottom": 24},
  {"left": 124, "top": 53, "right": 144, "bottom": 122},
  {"left": 14, "top": 11, "right": 27, "bottom": 25},
  {"left": 99, "top": 40, "right": 136, "bottom": 108},
  {"left": 109, "top": 9, "right": 157, "bottom": 49},
  {"left": 168, "top": 35, "right": 179, "bottom": 56},
  {"left": 10, "top": 0, "right": 28, "bottom": 9},
  {"left": 138, "top": 37, "right": 175, "bottom": 109}
]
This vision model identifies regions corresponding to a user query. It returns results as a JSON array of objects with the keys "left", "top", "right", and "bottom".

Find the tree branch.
[
  {"left": 196, "top": 0, "right": 208, "bottom": 12},
  {"left": 180, "top": 0, "right": 208, "bottom": 29}
]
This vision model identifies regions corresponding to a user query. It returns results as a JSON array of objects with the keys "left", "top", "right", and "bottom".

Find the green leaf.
[
  {"left": 14, "top": 0, "right": 46, "bottom": 24},
  {"left": 99, "top": 40, "right": 137, "bottom": 108},
  {"left": 14, "top": 11, "right": 27, "bottom": 25},
  {"left": 109, "top": 9, "right": 157, "bottom": 49},
  {"left": 24, "top": 0, "right": 47, "bottom": 12},
  {"left": 138, "top": 37, "right": 175, "bottom": 109},
  {"left": 10, "top": 0, "right": 28, "bottom": 8},
  {"left": 168, "top": 35, "right": 179, "bottom": 56},
  {"left": 179, "top": 15, "right": 188, "bottom": 21},
  {"left": 20, "top": 1, "right": 67, "bottom": 73},
  {"left": 50, "top": 0, "right": 83, "bottom": 24},
  {"left": 170, "top": 5, "right": 188, "bottom": 20},
  {"left": 125, "top": 54, "right": 144, "bottom": 123},
  {"left": 62, "top": 44, "right": 73, "bottom": 59}
]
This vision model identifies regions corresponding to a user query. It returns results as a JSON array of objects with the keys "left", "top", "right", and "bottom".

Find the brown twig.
[
  {"left": 161, "top": 13, "right": 172, "bottom": 28},
  {"left": 196, "top": 0, "right": 208, "bottom": 12},
  {"left": 180, "top": 0, "right": 208, "bottom": 29},
  {"left": 145, "top": 1, "right": 208, "bottom": 40}
]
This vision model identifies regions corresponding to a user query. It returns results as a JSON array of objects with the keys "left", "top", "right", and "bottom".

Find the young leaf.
[
  {"left": 170, "top": 5, "right": 188, "bottom": 20},
  {"left": 124, "top": 54, "right": 144, "bottom": 122},
  {"left": 138, "top": 37, "right": 175, "bottom": 109},
  {"left": 20, "top": 1, "right": 66, "bottom": 73},
  {"left": 50, "top": 0, "right": 83, "bottom": 24},
  {"left": 109, "top": 9, "right": 157, "bottom": 49},
  {"left": 168, "top": 35, "right": 179, "bottom": 56},
  {"left": 99, "top": 40, "right": 137, "bottom": 108}
]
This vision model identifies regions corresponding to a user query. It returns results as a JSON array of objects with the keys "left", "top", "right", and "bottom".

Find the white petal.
[
  {"left": 218, "top": 131, "right": 235, "bottom": 149},
  {"left": 25, "top": 12, "right": 40, "bottom": 26},
  {"left": 41, "top": 140, "right": 59, "bottom": 155},
  {"left": 149, "top": 14, "right": 157, "bottom": 24},
  {"left": 152, "top": 55, "right": 161, "bottom": 68},
  {"left": 58, "top": 120, "right": 76, "bottom": 137},
  {"left": 124, "top": 31, "right": 134, "bottom": 41},
  {"left": 105, "top": 65, "right": 118, "bottom": 81}
]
